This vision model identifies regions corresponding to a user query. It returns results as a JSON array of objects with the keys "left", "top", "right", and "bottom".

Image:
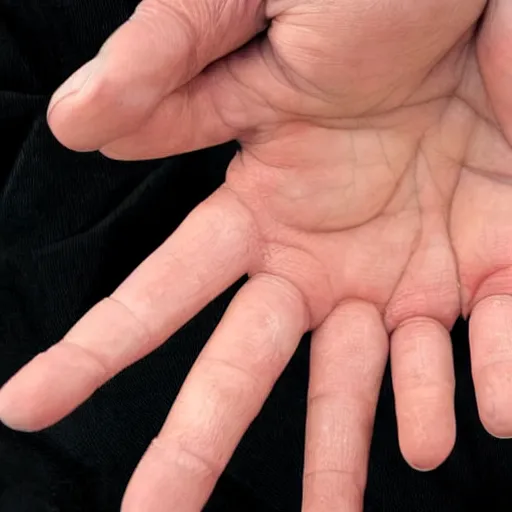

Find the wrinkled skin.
[{"left": 2, "top": 0, "right": 512, "bottom": 510}]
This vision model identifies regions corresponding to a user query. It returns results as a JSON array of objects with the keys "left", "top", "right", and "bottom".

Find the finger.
[
  {"left": 120, "top": 273, "right": 308, "bottom": 512},
  {"left": 47, "top": 0, "right": 268, "bottom": 151},
  {"left": 303, "top": 301, "right": 388, "bottom": 512},
  {"left": 0, "top": 188, "right": 255, "bottom": 431},
  {"left": 99, "top": 42, "right": 282, "bottom": 161},
  {"left": 470, "top": 294, "right": 512, "bottom": 438},
  {"left": 391, "top": 318, "right": 456, "bottom": 471}
]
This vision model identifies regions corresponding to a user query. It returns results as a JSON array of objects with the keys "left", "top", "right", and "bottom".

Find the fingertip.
[
  {"left": 47, "top": 109, "right": 100, "bottom": 153},
  {"left": 0, "top": 392, "right": 33, "bottom": 433},
  {"left": 99, "top": 146, "right": 135, "bottom": 161},
  {"left": 475, "top": 364, "right": 512, "bottom": 439},
  {"left": 400, "top": 419, "right": 456, "bottom": 472},
  {"left": 481, "top": 423, "right": 512, "bottom": 441},
  {"left": 46, "top": 53, "right": 163, "bottom": 152},
  {"left": 469, "top": 294, "right": 512, "bottom": 439},
  {"left": 481, "top": 417, "right": 512, "bottom": 440},
  {"left": 397, "top": 388, "right": 456, "bottom": 472},
  {"left": 47, "top": 59, "right": 98, "bottom": 115},
  {"left": 0, "top": 344, "right": 106, "bottom": 432},
  {"left": 46, "top": 58, "right": 108, "bottom": 152},
  {"left": 0, "top": 363, "right": 53, "bottom": 433}
]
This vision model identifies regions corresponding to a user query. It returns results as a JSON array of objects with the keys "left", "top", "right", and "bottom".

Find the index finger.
[{"left": 0, "top": 188, "right": 254, "bottom": 431}]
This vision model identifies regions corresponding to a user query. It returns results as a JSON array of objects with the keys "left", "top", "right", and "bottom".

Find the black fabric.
[{"left": 0, "top": 1, "right": 510, "bottom": 511}]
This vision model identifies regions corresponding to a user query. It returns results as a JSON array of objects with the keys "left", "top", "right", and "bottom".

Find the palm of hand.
[{"left": 2, "top": 0, "right": 512, "bottom": 511}]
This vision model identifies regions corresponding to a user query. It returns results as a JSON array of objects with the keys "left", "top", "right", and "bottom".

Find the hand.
[{"left": 1, "top": 0, "right": 511, "bottom": 510}]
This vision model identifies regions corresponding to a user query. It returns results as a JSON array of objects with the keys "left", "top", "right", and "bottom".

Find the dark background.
[{"left": 0, "top": 1, "right": 510, "bottom": 510}]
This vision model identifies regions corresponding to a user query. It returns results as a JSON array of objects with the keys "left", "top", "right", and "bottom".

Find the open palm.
[{"left": 1, "top": 0, "right": 512, "bottom": 510}]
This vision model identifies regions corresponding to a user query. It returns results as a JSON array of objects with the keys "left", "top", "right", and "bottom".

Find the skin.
[{"left": 1, "top": 0, "right": 512, "bottom": 510}]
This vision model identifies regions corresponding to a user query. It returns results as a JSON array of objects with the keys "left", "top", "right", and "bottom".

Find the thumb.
[{"left": 47, "top": 0, "right": 267, "bottom": 151}]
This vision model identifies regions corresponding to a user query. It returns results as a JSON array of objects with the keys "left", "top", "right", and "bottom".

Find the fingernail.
[{"left": 48, "top": 59, "right": 98, "bottom": 114}]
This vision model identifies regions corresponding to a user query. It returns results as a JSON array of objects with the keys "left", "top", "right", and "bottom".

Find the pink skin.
[{"left": 1, "top": 0, "right": 512, "bottom": 510}]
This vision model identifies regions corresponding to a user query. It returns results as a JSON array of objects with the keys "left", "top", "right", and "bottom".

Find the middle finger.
[{"left": 121, "top": 273, "right": 309, "bottom": 512}]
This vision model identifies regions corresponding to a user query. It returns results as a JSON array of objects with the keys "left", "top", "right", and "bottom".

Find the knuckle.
[
  {"left": 150, "top": 436, "right": 222, "bottom": 479},
  {"left": 54, "top": 340, "right": 110, "bottom": 381},
  {"left": 198, "top": 356, "right": 262, "bottom": 406}
]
